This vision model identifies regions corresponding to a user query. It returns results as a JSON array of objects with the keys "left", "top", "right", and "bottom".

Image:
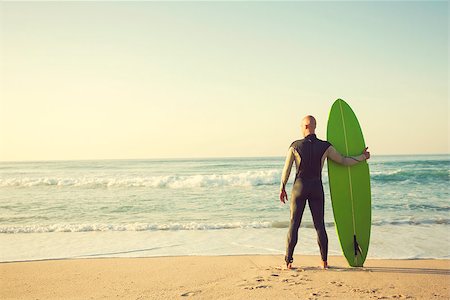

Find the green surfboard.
[{"left": 327, "top": 99, "right": 371, "bottom": 267}]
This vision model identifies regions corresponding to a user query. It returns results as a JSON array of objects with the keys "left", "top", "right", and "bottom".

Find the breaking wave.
[{"left": 0, "top": 170, "right": 281, "bottom": 188}]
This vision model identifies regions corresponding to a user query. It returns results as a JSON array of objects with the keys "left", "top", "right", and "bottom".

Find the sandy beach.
[{"left": 1, "top": 255, "right": 449, "bottom": 299}]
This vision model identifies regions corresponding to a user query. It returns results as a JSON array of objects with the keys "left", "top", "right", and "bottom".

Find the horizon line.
[{"left": 0, "top": 153, "right": 449, "bottom": 163}]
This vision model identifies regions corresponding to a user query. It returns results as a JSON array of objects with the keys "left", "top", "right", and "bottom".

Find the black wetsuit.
[{"left": 285, "top": 134, "right": 331, "bottom": 264}]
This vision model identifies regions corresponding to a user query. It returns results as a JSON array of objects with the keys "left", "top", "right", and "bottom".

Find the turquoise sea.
[{"left": 0, "top": 155, "right": 448, "bottom": 262}]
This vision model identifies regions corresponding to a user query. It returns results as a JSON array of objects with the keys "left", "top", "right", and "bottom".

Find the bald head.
[{"left": 301, "top": 115, "right": 317, "bottom": 137}]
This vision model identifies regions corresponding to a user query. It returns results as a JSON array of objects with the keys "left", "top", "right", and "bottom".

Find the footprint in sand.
[
  {"left": 244, "top": 285, "right": 271, "bottom": 290},
  {"left": 255, "top": 285, "right": 271, "bottom": 289},
  {"left": 300, "top": 277, "right": 312, "bottom": 282},
  {"left": 275, "top": 266, "right": 304, "bottom": 272},
  {"left": 351, "top": 287, "right": 382, "bottom": 295},
  {"left": 329, "top": 281, "right": 344, "bottom": 287},
  {"left": 391, "top": 295, "right": 407, "bottom": 299},
  {"left": 180, "top": 290, "right": 201, "bottom": 297}
]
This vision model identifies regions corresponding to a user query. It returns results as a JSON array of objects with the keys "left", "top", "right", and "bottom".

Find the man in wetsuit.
[{"left": 279, "top": 115, "right": 370, "bottom": 269}]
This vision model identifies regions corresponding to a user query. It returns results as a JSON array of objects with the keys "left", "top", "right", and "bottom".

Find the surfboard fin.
[
  {"left": 353, "top": 235, "right": 363, "bottom": 257},
  {"left": 353, "top": 235, "right": 364, "bottom": 266}
]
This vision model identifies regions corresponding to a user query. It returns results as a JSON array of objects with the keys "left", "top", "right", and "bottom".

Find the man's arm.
[
  {"left": 326, "top": 146, "right": 370, "bottom": 166},
  {"left": 279, "top": 147, "right": 294, "bottom": 203}
]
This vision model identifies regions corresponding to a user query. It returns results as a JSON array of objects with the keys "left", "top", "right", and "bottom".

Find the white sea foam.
[
  {"left": 2, "top": 218, "right": 449, "bottom": 234},
  {"left": 0, "top": 221, "right": 274, "bottom": 233},
  {"left": 0, "top": 170, "right": 281, "bottom": 188},
  {"left": 370, "top": 169, "right": 402, "bottom": 176}
]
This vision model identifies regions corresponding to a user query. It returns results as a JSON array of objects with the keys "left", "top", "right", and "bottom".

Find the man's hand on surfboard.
[
  {"left": 280, "top": 188, "right": 288, "bottom": 204},
  {"left": 363, "top": 147, "right": 370, "bottom": 160}
]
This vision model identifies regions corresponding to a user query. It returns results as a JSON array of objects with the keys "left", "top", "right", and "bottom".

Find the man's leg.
[
  {"left": 308, "top": 181, "right": 328, "bottom": 267},
  {"left": 285, "top": 180, "right": 307, "bottom": 267}
]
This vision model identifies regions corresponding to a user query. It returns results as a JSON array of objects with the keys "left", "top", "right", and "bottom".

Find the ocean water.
[{"left": 0, "top": 155, "right": 449, "bottom": 262}]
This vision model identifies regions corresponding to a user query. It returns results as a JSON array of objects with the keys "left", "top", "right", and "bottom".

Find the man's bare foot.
[
  {"left": 287, "top": 262, "right": 293, "bottom": 269},
  {"left": 321, "top": 261, "right": 328, "bottom": 269}
]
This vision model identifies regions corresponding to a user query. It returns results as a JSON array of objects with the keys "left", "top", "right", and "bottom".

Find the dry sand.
[{"left": 1, "top": 255, "right": 449, "bottom": 299}]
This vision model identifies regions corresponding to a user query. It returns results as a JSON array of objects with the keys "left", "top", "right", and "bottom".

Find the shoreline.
[
  {"left": 1, "top": 254, "right": 449, "bottom": 264},
  {"left": 1, "top": 255, "right": 449, "bottom": 299}
]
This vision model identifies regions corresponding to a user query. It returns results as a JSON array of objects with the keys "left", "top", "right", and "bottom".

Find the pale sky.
[{"left": 0, "top": 1, "right": 448, "bottom": 161}]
